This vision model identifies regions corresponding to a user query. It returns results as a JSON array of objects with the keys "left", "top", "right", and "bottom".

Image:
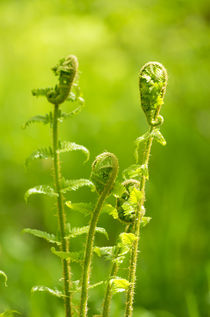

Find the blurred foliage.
[{"left": 0, "top": 0, "right": 210, "bottom": 316}]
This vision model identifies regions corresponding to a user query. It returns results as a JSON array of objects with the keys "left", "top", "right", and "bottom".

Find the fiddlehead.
[
  {"left": 80, "top": 152, "right": 119, "bottom": 317},
  {"left": 116, "top": 179, "right": 141, "bottom": 224},
  {"left": 32, "top": 55, "right": 78, "bottom": 105},
  {"left": 139, "top": 62, "right": 167, "bottom": 127}
]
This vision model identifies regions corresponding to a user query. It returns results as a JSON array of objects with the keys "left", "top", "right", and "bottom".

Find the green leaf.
[
  {"left": 51, "top": 247, "right": 83, "bottom": 263},
  {"left": 109, "top": 277, "right": 130, "bottom": 294},
  {"left": 122, "top": 164, "right": 148, "bottom": 181},
  {"left": 65, "top": 202, "right": 93, "bottom": 216},
  {"left": 134, "top": 131, "right": 150, "bottom": 162},
  {"left": 102, "top": 204, "right": 118, "bottom": 219},
  {"left": 58, "top": 141, "right": 89, "bottom": 162},
  {"left": 152, "top": 129, "right": 167, "bottom": 146},
  {"left": 25, "top": 146, "right": 53, "bottom": 166},
  {"left": 0, "top": 270, "right": 8, "bottom": 287},
  {"left": 23, "top": 228, "right": 60, "bottom": 245},
  {"left": 59, "top": 105, "right": 84, "bottom": 122},
  {"left": 0, "top": 311, "right": 20, "bottom": 317},
  {"left": 25, "top": 185, "right": 58, "bottom": 202},
  {"left": 141, "top": 217, "right": 152, "bottom": 227},
  {"left": 61, "top": 179, "right": 95, "bottom": 194},
  {"left": 119, "top": 232, "right": 137, "bottom": 248},
  {"left": 31, "top": 285, "right": 64, "bottom": 298},
  {"left": 66, "top": 226, "right": 108, "bottom": 240},
  {"left": 23, "top": 113, "right": 52, "bottom": 129},
  {"left": 94, "top": 246, "right": 115, "bottom": 261}
]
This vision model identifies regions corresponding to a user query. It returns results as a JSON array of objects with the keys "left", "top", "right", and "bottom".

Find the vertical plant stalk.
[
  {"left": 102, "top": 261, "right": 118, "bottom": 317},
  {"left": 102, "top": 180, "right": 140, "bottom": 317},
  {"left": 125, "top": 131, "right": 153, "bottom": 317},
  {"left": 125, "top": 62, "right": 168, "bottom": 317},
  {"left": 80, "top": 153, "right": 119, "bottom": 317},
  {"left": 52, "top": 104, "right": 72, "bottom": 317}
]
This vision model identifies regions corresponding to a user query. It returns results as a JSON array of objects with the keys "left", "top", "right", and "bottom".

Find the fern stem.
[
  {"left": 52, "top": 104, "right": 72, "bottom": 317},
  {"left": 125, "top": 127, "right": 154, "bottom": 317},
  {"left": 102, "top": 261, "right": 118, "bottom": 317},
  {"left": 80, "top": 154, "right": 118, "bottom": 317}
]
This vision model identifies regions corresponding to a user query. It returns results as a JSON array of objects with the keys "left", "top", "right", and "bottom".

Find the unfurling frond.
[
  {"left": 90, "top": 152, "right": 119, "bottom": 195},
  {"left": 139, "top": 61, "right": 167, "bottom": 127},
  {"left": 23, "top": 113, "right": 52, "bottom": 129}
]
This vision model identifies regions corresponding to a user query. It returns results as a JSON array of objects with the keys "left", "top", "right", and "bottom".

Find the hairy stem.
[
  {"left": 125, "top": 127, "right": 154, "bottom": 317},
  {"left": 80, "top": 156, "right": 118, "bottom": 317},
  {"left": 52, "top": 104, "right": 72, "bottom": 317},
  {"left": 102, "top": 261, "right": 118, "bottom": 317}
]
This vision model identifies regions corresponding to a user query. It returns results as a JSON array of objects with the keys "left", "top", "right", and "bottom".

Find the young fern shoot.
[
  {"left": 24, "top": 55, "right": 88, "bottom": 317},
  {"left": 125, "top": 62, "right": 168, "bottom": 317},
  {"left": 80, "top": 152, "right": 119, "bottom": 317}
]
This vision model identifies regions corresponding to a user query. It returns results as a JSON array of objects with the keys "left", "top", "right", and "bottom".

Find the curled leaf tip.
[
  {"left": 139, "top": 61, "right": 168, "bottom": 127},
  {"left": 90, "top": 152, "right": 119, "bottom": 195},
  {"left": 117, "top": 179, "right": 141, "bottom": 224},
  {"left": 32, "top": 55, "right": 79, "bottom": 105}
]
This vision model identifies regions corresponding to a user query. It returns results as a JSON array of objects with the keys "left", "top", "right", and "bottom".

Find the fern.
[
  {"left": 23, "top": 228, "right": 60, "bottom": 245},
  {"left": 24, "top": 185, "right": 58, "bottom": 202},
  {"left": 58, "top": 141, "right": 89, "bottom": 162},
  {"left": 65, "top": 202, "right": 93, "bottom": 216},
  {"left": 23, "top": 113, "right": 52, "bottom": 129},
  {"left": 51, "top": 247, "right": 84, "bottom": 263},
  {"left": 31, "top": 285, "right": 64, "bottom": 298},
  {"left": 25, "top": 146, "right": 53, "bottom": 166},
  {"left": 66, "top": 226, "right": 108, "bottom": 240},
  {"left": 61, "top": 178, "right": 95, "bottom": 193}
]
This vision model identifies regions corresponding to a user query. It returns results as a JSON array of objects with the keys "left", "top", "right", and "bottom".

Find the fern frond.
[
  {"left": 25, "top": 146, "right": 53, "bottom": 166},
  {"left": 31, "top": 285, "right": 64, "bottom": 298},
  {"left": 23, "top": 228, "right": 60, "bottom": 245},
  {"left": 65, "top": 201, "right": 93, "bottom": 216},
  {"left": 152, "top": 128, "right": 167, "bottom": 146},
  {"left": 23, "top": 113, "right": 52, "bottom": 129},
  {"left": 66, "top": 226, "right": 108, "bottom": 239},
  {"left": 58, "top": 141, "right": 89, "bottom": 162},
  {"left": 61, "top": 179, "right": 95, "bottom": 194},
  {"left": 0, "top": 311, "right": 20, "bottom": 316},
  {"left": 51, "top": 247, "right": 83, "bottom": 263},
  {"left": 24, "top": 185, "right": 58, "bottom": 202}
]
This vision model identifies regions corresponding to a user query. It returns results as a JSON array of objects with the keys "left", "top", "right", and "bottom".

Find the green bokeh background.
[{"left": 0, "top": 0, "right": 210, "bottom": 316}]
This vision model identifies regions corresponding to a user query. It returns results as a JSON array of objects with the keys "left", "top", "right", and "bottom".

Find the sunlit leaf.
[
  {"left": 122, "top": 164, "right": 148, "bottom": 181},
  {"left": 0, "top": 270, "right": 8, "bottom": 287},
  {"left": 25, "top": 146, "right": 53, "bottom": 166},
  {"left": 109, "top": 277, "right": 130, "bottom": 294},
  {"left": 51, "top": 247, "right": 83, "bottom": 263},
  {"left": 152, "top": 129, "right": 166, "bottom": 146},
  {"left": 65, "top": 202, "right": 93, "bottom": 216},
  {"left": 31, "top": 285, "right": 64, "bottom": 298},
  {"left": 25, "top": 185, "right": 58, "bottom": 202},
  {"left": 102, "top": 204, "right": 118, "bottom": 219},
  {"left": 61, "top": 179, "right": 95, "bottom": 194},
  {"left": 141, "top": 216, "right": 152, "bottom": 227},
  {"left": 58, "top": 141, "right": 89, "bottom": 162},
  {"left": 23, "top": 228, "right": 60, "bottom": 245},
  {"left": 23, "top": 113, "right": 52, "bottom": 129},
  {"left": 94, "top": 246, "right": 115, "bottom": 261}
]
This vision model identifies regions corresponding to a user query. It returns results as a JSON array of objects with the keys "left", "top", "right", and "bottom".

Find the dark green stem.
[
  {"left": 53, "top": 104, "right": 72, "bottom": 317},
  {"left": 125, "top": 127, "right": 154, "bottom": 317},
  {"left": 80, "top": 156, "right": 118, "bottom": 317}
]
